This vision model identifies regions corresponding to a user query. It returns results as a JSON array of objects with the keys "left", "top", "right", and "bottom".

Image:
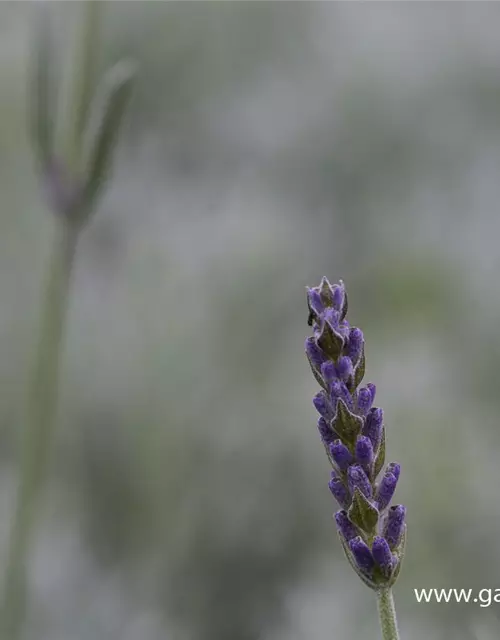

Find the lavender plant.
[
  {"left": 305, "top": 278, "right": 406, "bottom": 640},
  {"left": 1, "top": 4, "right": 136, "bottom": 639}
]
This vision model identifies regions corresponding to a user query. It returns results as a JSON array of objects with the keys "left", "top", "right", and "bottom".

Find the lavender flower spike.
[{"left": 304, "top": 277, "right": 407, "bottom": 598}]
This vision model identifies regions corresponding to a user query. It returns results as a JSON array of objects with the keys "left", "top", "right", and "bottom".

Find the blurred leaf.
[
  {"left": 81, "top": 59, "right": 137, "bottom": 219},
  {"left": 30, "top": 3, "right": 56, "bottom": 166}
]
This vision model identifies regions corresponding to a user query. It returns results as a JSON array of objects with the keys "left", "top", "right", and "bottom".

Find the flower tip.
[
  {"left": 366, "top": 382, "right": 376, "bottom": 403},
  {"left": 334, "top": 510, "right": 358, "bottom": 541},
  {"left": 347, "top": 327, "right": 364, "bottom": 363},
  {"left": 363, "top": 407, "right": 384, "bottom": 448},
  {"left": 386, "top": 462, "right": 401, "bottom": 481},
  {"left": 347, "top": 464, "right": 372, "bottom": 499},
  {"left": 330, "top": 439, "right": 353, "bottom": 471},
  {"left": 355, "top": 435, "right": 374, "bottom": 468},
  {"left": 376, "top": 471, "right": 398, "bottom": 511},
  {"left": 383, "top": 504, "right": 406, "bottom": 549},
  {"left": 336, "top": 356, "right": 354, "bottom": 382},
  {"left": 329, "top": 474, "right": 351, "bottom": 509},
  {"left": 371, "top": 536, "right": 394, "bottom": 575},
  {"left": 357, "top": 386, "right": 374, "bottom": 415},
  {"left": 349, "top": 536, "right": 374, "bottom": 573}
]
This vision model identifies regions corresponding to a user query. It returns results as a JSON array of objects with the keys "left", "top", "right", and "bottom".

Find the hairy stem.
[
  {"left": 1, "top": 219, "right": 79, "bottom": 640},
  {"left": 377, "top": 588, "right": 400, "bottom": 640}
]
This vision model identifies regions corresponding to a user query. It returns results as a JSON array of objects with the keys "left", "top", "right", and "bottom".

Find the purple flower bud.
[
  {"left": 307, "top": 288, "right": 324, "bottom": 317},
  {"left": 377, "top": 472, "right": 398, "bottom": 511},
  {"left": 357, "top": 387, "right": 374, "bottom": 416},
  {"left": 313, "top": 391, "right": 333, "bottom": 421},
  {"left": 349, "top": 536, "right": 374, "bottom": 574},
  {"left": 372, "top": 536, "right": 394, "bottom": 576},
  {"left": 329, "top": 473, "right": 351, "bottom": 509},
  {"left": 355, "top": 435, "right": 374, "bottom": 471},
  {"left": 383, "top": 505, "right": 406, "bottom": 549},
  {"left": 317, "top": 417, "right": 337, "bottom": 445},
  {"left": 331, "top": 380, "right": 353, "bottom": 411},
  {"left": 335, "top": 510, "right": 359, "bottom": 541},
  {"left": 336, "top": 356, "right": 353, "bottom": 382},
  {"left": 330, "top": 440, "right": 353, "bottom": 471},
  {"left": 320, "top": 361, "right": 337, "bottom": 384},
  {"left": 347, "top": 464, "right": 372, "bottom": 499},
  {"left": 322, "top": 310, "right": 345, "bottom": 351},
  {"left": 338, "top": 319, "right": 350, "bottom": 340},
  {"left": 347, "top": 327, "right": 364, "bottom": 364},
  {"left": 332, "top": 283, "right": 344, "bottom": 311},
  {"left": 366, "top": 382, "right": 376, "bottom": 404},
  {"left": 363, "top": 407, "right": 383, "bottom": 449},
  {"left": 386, "top": 462, "right": 401, "bottom": 482},
  {"left": 324, "top": 306, "right": 340, "bottom": 328},
  {"left": 305, "top": 337, "right": 327, "bottom": 371}
]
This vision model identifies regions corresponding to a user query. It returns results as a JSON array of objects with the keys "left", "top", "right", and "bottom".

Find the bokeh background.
[{"left": 1, "top": 1, "right": 500, "bottom": 639}]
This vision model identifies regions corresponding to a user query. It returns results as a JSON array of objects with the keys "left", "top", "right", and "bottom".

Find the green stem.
[
  {"left": 1, "top": 219, "right": 79, "bottom": 640},
  {"left": 377, "top": 588, "right": 400, "bottom": 640}
]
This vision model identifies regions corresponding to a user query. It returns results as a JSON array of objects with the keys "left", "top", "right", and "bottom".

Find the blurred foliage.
[{"left": 1, "top": 2, "right": 500, "bottom": 640}]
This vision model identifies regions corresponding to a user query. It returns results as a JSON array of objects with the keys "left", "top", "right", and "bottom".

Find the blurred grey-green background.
[{"left": 1, "top": 1, "right": 500, "bottom": 639}]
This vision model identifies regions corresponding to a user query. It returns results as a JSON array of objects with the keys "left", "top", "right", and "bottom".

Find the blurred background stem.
[{"left": 1, "top": 219, "right": 79, "bottom": 639}]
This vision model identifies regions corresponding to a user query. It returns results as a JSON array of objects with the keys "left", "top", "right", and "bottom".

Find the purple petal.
[
  {"left": 317, "top": 417, "right": 337, "bottom": 445},
  {"left": 349, "top": 536, "right": 374, "bottom": 573},
  {"left": 336, "top": 356, "right": 354, "bottom": 382},
  {"left": 330, "top": 440, "right": 353, "bottom": 471},
  {"left": 357, "top": 387, "right": 374, "bottom": 416},
  {"left": 355, "top": 435, "right": 374, "bottom": 471},
  {"left": 329, "top": 473, "right": 351, "bottom": 510},
  {"left": 338, "top": 319, "right": 350, "bottom": 340},
  {"left": 363, "top": 407, "right": 383, "bottom": 449},
  {"left": 335, "top": 510, "right": 359, "bottom": 541},
  {"left": 313, "top": 391, "right": 333, "bottom": 421},
  {"left": 331, "top": 380, "right": 353, "bottom": 411},
  {"left": 385, "top": 462, "right": 401, "bottom": 482},
  {"left": 377, "top": 472, "right": 398, "bottom": 511},
  {"left": 324, "top": 307, "right": 340, "bottom": 332},
  {"left": 332, "top": 283, "right": 344, "bottom": 311},
  {"left": 307, "top": 288, "right": 324, "bottom": 316},
  {"left": 366, "top": 383, "right": 376, "bottom": 404},
  {"left": 347, "top": 327, "right": 364, "bottom": 364},
  {"left": 372, "top": 536, "right": 394, "bottom": 576},
  {"left": 320, "top": 361, "right": 337, "bottom": 384},
  {"left": 305, "top": 337, "right": 327, "bottom": 370},
  {"left": 383, "top": 505, "right": 406, "bottom": 549},
  {"left": 347, "top": 464, "right": 372, "bottom": 499}
]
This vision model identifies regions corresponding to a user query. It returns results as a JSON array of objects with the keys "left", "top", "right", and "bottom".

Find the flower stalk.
[
  {"left": 377, "top": 588, "right": 400, "bottom": 640},
  {"left": 305, "top": 278, "right": 406, "bottom": 638},
  {"left": 1, "top": 3, "right": 136, "bottom": 638},
  {"left": 1, "top": 220, "right": 78, "bottom": 639}
]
